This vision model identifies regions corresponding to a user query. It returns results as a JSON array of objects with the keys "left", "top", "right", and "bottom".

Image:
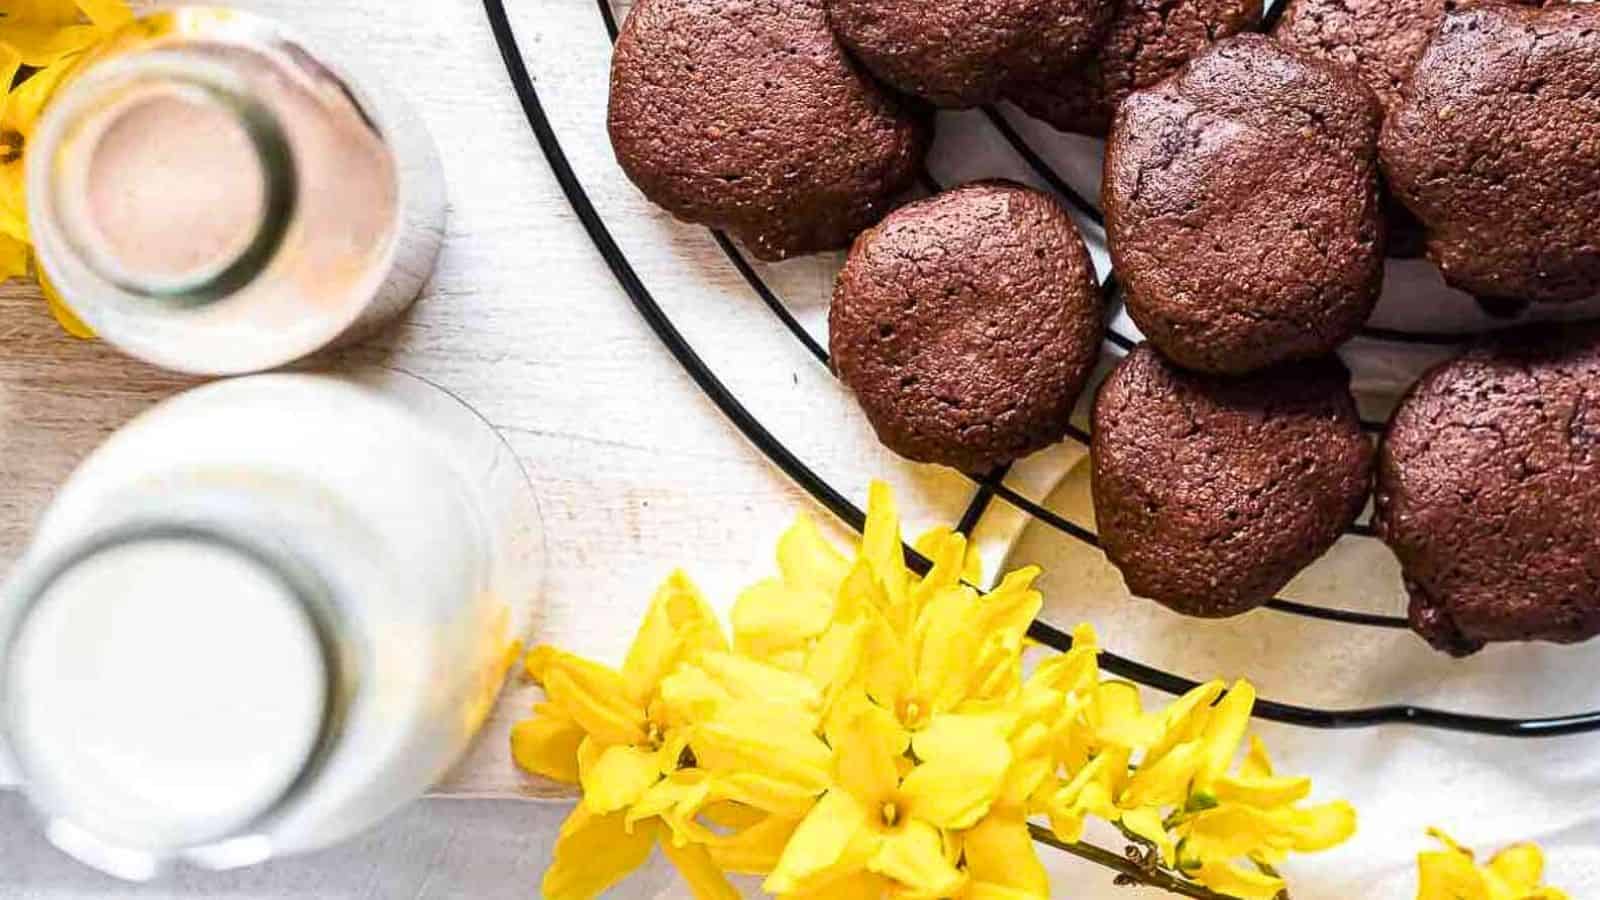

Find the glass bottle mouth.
[
  {"left": 28, "top": 49, "right": 297, "bottom": 304},
  {"left": 0, "top": 520, "right": 344, "bottom": 879}
]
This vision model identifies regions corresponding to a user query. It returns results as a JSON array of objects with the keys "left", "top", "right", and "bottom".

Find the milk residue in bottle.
[{"left": 26, "top": 8, "right": 446, "bottom": 374}]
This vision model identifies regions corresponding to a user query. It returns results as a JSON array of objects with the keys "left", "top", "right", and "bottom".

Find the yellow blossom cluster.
[
  {"left": 0, "top": 0, "right": 131, "bottom": 336},
  {"left": 1417, "top": 829, "right": 1570, "bottom": 900},
  {"left": 512, "top": 482, "right": 1355, "bottom": 899}
]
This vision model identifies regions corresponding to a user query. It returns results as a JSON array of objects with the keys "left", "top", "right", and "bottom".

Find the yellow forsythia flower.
[
  {"left": 0, "top": 0, "right": 132, "bottom": 333},
  {"left": 1417, "top": 829, "right": 1570, "bottom": 900},
  {"left": 512, "top": 481, "right": 1356, "bottom": 899}
]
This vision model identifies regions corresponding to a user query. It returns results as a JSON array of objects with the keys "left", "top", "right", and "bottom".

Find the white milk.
[
  {"left": 27, "top": 8, "right": 446, "bottom": 375},
  {"left": 0, "top": 370, "right": 543, "bottom": 880}
]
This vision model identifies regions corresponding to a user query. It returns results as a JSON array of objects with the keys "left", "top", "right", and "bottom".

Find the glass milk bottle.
[
  {"left": 0, "top": 369, "right": 543, "bottom": 880},
  {"left": 26, "top": 7, "right": 446, "bottom": 374}
]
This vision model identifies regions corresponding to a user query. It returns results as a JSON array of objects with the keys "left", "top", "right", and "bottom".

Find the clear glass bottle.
[
  {"left": 26, "top": 8, "right": 446, "bottom": 374},
  {"left": 0, "top": 369, "right": 544, "bottom": 880}
]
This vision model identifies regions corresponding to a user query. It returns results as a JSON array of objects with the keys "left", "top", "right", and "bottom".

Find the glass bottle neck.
[{"left": 28, "top": 47, "right": 297, "bottom": 304}]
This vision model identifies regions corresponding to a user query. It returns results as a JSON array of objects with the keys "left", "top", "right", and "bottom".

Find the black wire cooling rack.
[{"left": 485, "top": 0, "right": 1600, "bottom": 737}]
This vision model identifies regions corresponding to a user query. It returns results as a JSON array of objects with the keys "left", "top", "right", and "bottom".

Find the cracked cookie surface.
[
  {"left": 1379, "top": 4, "right": 1600, "bottom": 304},
  {"left": 1006, "top": 0, "right": 1260, "bottom": 137},
  {"left": 1091, "top": 344, "right": 1373, "bottom": 619},
  {"left": 830, "top": 181, "right": 1103, "bottom": 472},
  {"left": 1376, "top": 327, "right": 1600, "bottom": 656},
  {"left": 1104, "top": 35, "right": 1385, "bottom": 375},
  {"left": 608, "top": 0, "right": 930, "bottom": 261},
  {"left": 826, "top": 0, "right": 1113, "bottom": 107}
]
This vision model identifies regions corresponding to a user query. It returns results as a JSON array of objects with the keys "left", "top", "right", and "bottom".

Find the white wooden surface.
[
  {"left": 4, "top": 1, "right": 1600, "bottom": 897},
  {"left": 0, "top": 0, "right": 836, "bottom": 894}
]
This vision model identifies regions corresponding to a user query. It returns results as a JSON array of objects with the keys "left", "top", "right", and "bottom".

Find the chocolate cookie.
[
  {"left": 1091, "top": 345, "right": 1374, "bottom": 618},
  {"left": 1274, "top": 0, "right": 1549, "bottom": 113},
  {"left": 826, "top": 0, "right": 1113, "bottom": 108},
  {"left": 1379, "top": 4, "right": 1600, "bottom": 303},
  {"left": 1272, "top": 0, "right": 1550, "bottom": 258},
  {"left": 1103, "top": 35, "right": 1386, "bottom": 375},
  {"left": 1006, "top": 0, "right": 1260, "bottom": 137},
  {"left": 608, "top": 0, "right": 930, "bottom": 261},
  {"left": 831, "top": 182, "right": 1103, "bottom": 472},
  {"left": 1375, "top": 328, "right": 1600, "bottom": 656}
]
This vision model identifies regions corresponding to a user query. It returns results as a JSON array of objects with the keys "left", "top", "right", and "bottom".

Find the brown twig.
[{"left": 1027, "top": 824, "right": 1237, "bottom": 900}]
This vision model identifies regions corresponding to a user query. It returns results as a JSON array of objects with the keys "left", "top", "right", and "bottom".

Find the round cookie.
[
  {"left": 1005, "top": 0, "right": 1260, "bottom": 137},
  {"left": 1274, "top": 0, "right": 1549, "bottom": 114},
  {"left": 826, "top": 0, "right": 1113, "bottom": 108},
  {"left": 830, "top": 181, "right": 1104, "bottom": 472},
  {"left": 1103, "top": 35, "right": 1386, "bottom": 375},
  {"left": 1375, "top": 327, "right": 1600, "bottom": 657},
  {"left": 1091, "top": 345, "right": 1374, "bottom": 619},
  {"left": 1379, "top": 4, "right": 1600, "bottom": 304},
  {"left": 608, "top": 0, "right": 930, "bottom": 262},
  {"left": 1272, "top": 0, "right": 1550, "bottom": 258}
]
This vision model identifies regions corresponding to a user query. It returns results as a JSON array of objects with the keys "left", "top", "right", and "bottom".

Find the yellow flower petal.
[
  {"left": 910, "top": 529, "right": 971, "bottom": 616},
  {"left": 657, "top": 663, "right": 734, "bottom": 727},
  {"left": 1121, "top": 740, "right": 1201, "bottom": 810},
  {"left": 691, "top": 709, "right": 832, "bottom": 805},
  {"left": 901, "top": 715, "right": 1010, "bottom": 830},
  {"left": 693, "top": 650, "right": 824, "bottom": 714},
  {"left": 804, "top": 616, "right": 866, "bottom": 710},
  {"left": 1121, "top": 806, "right": 1176, "bottom": 867},
  {"left": 707, "top": 813, "right": 800, "bottom": 875},
  {"left": 510, "top": 703, "right": 585, "bottom": 784},
  {"left": 1092, "top": 680, "right": 1162, "bottom": 748},
  {"left": 1487, "top": 843, "right": 1546, "bottom": 892},
  {"left": 578, "top": 739, "right": 661, "bottom": 815},
  {"left": 541, "top": 651, "right": 648, "bottom": 746},
  {"left": 778, "top": 515, "right": 851, "bottom": 598},
  {"left": 1146, "top": 680, "right": 1226, "bottom": 765},
  {"left": 74, "top": 0, "right": 133, "bottom": 29},
  {"left": 1212, "top": 770, "right": 1312, "bottom": 809},
  {"left": 1049, "top": 747, "right": 1128, "bottom": 830},
  {"left": 626, "top": 770, "right": 715, "bottom": 844},
  {"left": 0, "top": 24, "right": 98, "bottom": 66},
  {"left": 868, "top": 819, "right": 964, "bottom": 897},
  {"left": 1195, "top": 681, "right": 1255, "bottom": 789},
  {"left": 733, "top": 578, "right": 833, "bottom": 661},
  {"left": 973, "top": 566, "right": 1042, "bottom": 642},
  {"left": 1240, "top": 734, "right": 1275, "bottom": 780},
  {"left": 1192, "top": 860, "right": 1286, "bottom": 900},
  {"left": 863, "top": 480, "right": 912, "bottom": 609},
  {"left": 910, "top": 585, "right": 982, "bottom": 713},
  {"left": 832, "top": 703, "right": 908, "bottom": 809},
  {"left": 541, "top": 806, "right": 656, "bottom": 900},
  {"left": 622, "top": 571, "right": 727, "bottom": 706},
  {"left": 781, "top": 872, "right": 889, "bottom": 900},
  {"left": 0, "top": 233, "right": 27, "bottom": 282},
  {"left": 961, "top": 812, "right": 1048, "bottom": 896},
  {"left": 659, "top": 835, "right": 742, "bottom": 900},
  {"left": 1285, "top": 801, "right": 1357, "bottom": 852},
  {"left": 1418, "top": 849, "right": 1492, "bottom": 900},
  {"left": 764, "top": 789, "right": 872, "bottom": 895},
  {"left": 715, "top": 770, "right": 831, "bottom": 820},
  {"left": 913, "top": 525, "right": 983, "bottom": 586}
]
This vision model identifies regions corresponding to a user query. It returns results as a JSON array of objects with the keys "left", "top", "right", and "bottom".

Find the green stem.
[{"left": 1027, "top": 825, "right": 1235, "bottom": 900}]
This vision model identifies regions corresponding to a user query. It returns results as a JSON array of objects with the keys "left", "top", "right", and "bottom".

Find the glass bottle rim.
[
  {"left": 27, "top": 47, "right": 298, "bottom": 305},
  {"left": 0, "top": 518, "right": 349, "bottom": 876}
]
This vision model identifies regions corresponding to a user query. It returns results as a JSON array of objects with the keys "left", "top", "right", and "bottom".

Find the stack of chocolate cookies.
[{"left": 605, "top": 0, "right": 1600, "bottom": 656}]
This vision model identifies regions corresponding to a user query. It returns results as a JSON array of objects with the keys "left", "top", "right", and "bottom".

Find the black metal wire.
[{"left": 487, "top": 0, "right": 1600, "bottom": 735}]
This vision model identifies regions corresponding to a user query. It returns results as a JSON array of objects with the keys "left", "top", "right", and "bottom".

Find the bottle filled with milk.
[
  {"left": 0, "top": 370, "right": 544, "bottom": 879},
  {"left": 26, "top": 7, "right": 446, "bottom": 374}
]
